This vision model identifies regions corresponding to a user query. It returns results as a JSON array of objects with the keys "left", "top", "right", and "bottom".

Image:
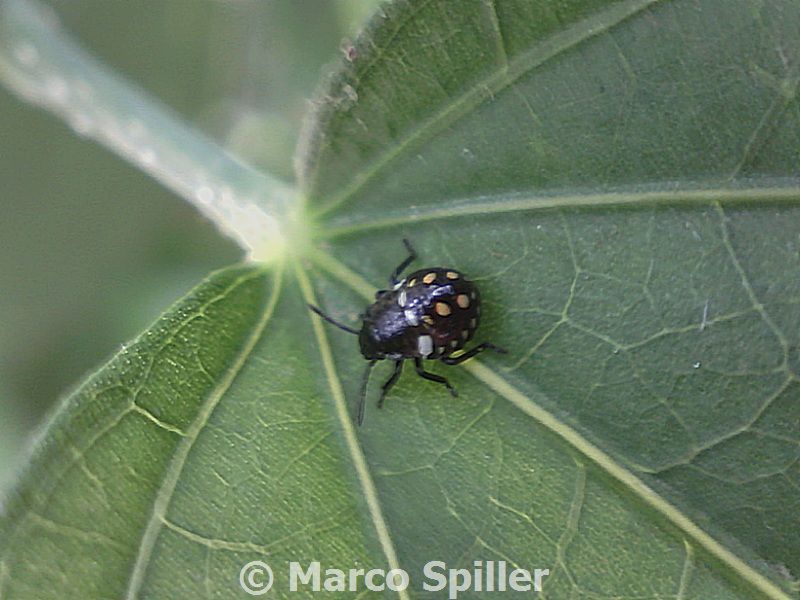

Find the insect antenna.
[{"left": 307, "top": 304, "right": 360, "bottom": 335}]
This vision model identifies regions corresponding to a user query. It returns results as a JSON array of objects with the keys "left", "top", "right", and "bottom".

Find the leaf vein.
[{"left": 124, "top": 267, "right": 278, "bottom": 599}]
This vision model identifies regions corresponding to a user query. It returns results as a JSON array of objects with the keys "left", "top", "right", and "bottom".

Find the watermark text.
[{"left": 240, "top": 560, "right": 549, "bottom": 597}]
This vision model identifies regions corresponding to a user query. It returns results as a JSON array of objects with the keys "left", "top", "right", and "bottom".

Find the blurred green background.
[{"left": 0, "top": 0, "right": 376, "bottom": 492}]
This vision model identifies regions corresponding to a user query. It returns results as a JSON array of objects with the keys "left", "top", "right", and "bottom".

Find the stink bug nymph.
[{"left": 309, "top": 240, "right": 506, "bottom": 425}]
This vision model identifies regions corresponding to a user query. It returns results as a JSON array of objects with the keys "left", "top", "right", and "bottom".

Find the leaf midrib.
[
  {"left": 319, "top": 184, "right": 800, "bottom": 238},
  {"left": 294, "top": 256, "right": 411, "bottom": 600}
]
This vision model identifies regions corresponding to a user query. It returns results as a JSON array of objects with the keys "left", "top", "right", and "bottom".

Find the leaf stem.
[{"left": 0, "top": 0, "right": 294, "bottom": 262}]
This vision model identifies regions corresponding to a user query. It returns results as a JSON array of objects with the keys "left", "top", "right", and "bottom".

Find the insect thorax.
[{"left": 358, "top": 268, "right": 481, "bottom": 361}]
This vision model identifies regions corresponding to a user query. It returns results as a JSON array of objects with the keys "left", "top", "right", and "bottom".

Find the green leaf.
[{"left": 3, "top": 0, "right": 800, "bottom": 598}]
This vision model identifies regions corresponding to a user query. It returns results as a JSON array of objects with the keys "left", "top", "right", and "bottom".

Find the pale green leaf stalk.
[{"left": 0, "top": 0, "right": 293, "bottom": 262}]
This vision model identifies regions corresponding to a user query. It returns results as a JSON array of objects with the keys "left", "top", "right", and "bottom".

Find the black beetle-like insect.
[{"left": 309, "top": 240, "right": 506, "bottom": 425}]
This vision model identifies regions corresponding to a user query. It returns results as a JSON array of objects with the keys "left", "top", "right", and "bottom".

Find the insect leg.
[
  {"left": 441, "top": 342, "right": 507, "bottom": 365},
  {"left": 414, "top": 357, "right": 458, "bottom": 396},
  {"left": 389, "top": 239, "right": 417, "bottom": 284},
  {"left": 377, "top": 360, "right": 404, "bottom": 409}
]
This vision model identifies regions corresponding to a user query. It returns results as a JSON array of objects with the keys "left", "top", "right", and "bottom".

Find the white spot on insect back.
[
  {"left": 418, "top": 335, "right": 433, "bottom": 358},
  {"left": 398, "top": 290, "right": 407, "bottom": 307},
  {"left": 405, "top": 308, "right": 419, "bottom": 326}
]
